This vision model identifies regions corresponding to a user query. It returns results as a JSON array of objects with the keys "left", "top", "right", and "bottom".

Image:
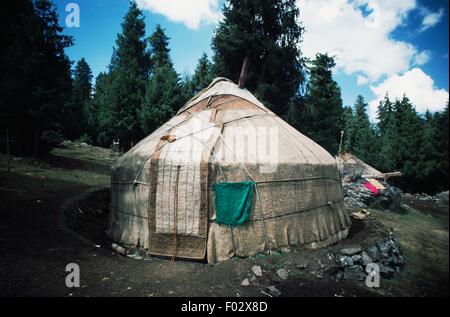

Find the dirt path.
[{"left": 0, "top": 144, "right": 448, "bottom": 297}]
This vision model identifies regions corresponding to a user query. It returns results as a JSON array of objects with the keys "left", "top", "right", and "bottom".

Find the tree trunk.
[{"left": 238, "top": 56, "right": 251, "bottom": 89}]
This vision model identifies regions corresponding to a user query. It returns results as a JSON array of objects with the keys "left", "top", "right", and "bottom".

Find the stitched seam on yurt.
[
  {"left": 206, "top": 176, "right": 341, "bottom": 189},
  {"left": 205, "top": 97, "right": 242, "bottom": 110},
  {"left": 172, "top": 165, "right": 181, "bottom": 260},
  {"left": 208, "top": 198, "right": 345, "bottom": 223}
]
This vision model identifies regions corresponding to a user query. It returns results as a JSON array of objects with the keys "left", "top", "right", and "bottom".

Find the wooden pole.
[
  {"left": 238, "top": 56, "right": 251, "bottom": 89},
  {"left": 338, "top": 130, "right": 344, "bottom": 156},
  {"left": 6, "top": 129, "right": 11, "bottom": 173}
]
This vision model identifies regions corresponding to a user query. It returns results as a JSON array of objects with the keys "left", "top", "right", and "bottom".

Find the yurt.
[
  {"left": 107, "top": 78, "right": 351, "bottom": 264},
  {"left": 336, "top": 153, "right": 383, "bottom": 179}
]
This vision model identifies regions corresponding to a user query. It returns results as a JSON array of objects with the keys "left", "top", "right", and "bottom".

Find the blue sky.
[{"left": 56, "top": 0, "right": 449, "bottom": 119}]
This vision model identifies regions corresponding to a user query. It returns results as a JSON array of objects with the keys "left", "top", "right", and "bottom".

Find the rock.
[
  {"left": 343, "top": 176, "right": 402, "bottom": 211},
  {"left": 325, "top": 266, "right": 340, "bottom": 279},
  {"left": 376, "top": 240, "right": 391, "bottom": 254},
  {"left": 379, "top": 186, "right": 402, "bottom": 210},
  {"left": 250, "top": 275, "right": 257, "bottom": 282},
  {"left": 397, "top": 254, "right": 405, "bottom": 265},
  {"left": 276, "top": 269, "right": 289, "bottom": 280},
  {"left": 333, "top": 270, "right": 344, "bottom": 281},
  {"left": 267, "top": 286, "right": 281, "bottom": 297},
  {"left": 400, "top": 203, "right": 419, "bottom": 213},
  {"left": 340, "top": 247, "right": 362, "bottom": 256},
  {"left": 296, "top": 261, "right": 308, "bottom": 270},
  {"left": 351, "top": 254, "right": 362, "bottom": 265},
  {"left": 241, "top": 278, "right": 250, "bottom": 286},
  {"left": 111, "top": 243, "right": 127, "bottom": 256},
  {"left": 351, "top": 210, "right": 370, "bottom": 220},
  {"left": 435, "top": 191, "right": 449, "bottom": 204},
  {"left": 378, "top": 263, "right": 395, "bottom": 278},
  {"left": 343, "top": 265, "right": 366, "bottom": 281},
  {"left": 336, "top": 255, "right": 354, "bottom": 268},
  {"left": 360, "top": 251, "right": 373, "bottom": 266},
  {"left": 252, "top": 265, "right": 262, "bottom": 277}
]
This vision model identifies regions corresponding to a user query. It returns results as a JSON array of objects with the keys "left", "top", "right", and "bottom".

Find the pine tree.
[
  {"left": 376, "top": 95, "right": 397, "bottom": 171},
  {"left": 149, "top": 24, "right": 171, "bottom": 69},
  {"left": 88, "top": 72, "right": 109, "bottom": 144},
  {"left": 190, "top": 53, "right": 214, "bottom": 94},
  {"left": 140, "top": 65, "right": 182, "bottom": 134},
  {"left": 70, "top": 58, "right": 93, "bottom": 139},
  {"left": 386, "top": 96, "right": 423, "bottom": 190},
  {"left": 342, "top": 106, "right": 355, "bottom": 153},
  {"left": 0, "top": 0, "right": 74, "bottom": 155},
  {"left": 96, "top": 1, "right": 151, "bottom": 149},
  {"left": 351, "top": 95, "right": 379, "bottom": 165},
  {"left": 212, "top": 0, "right": 305, "bottom": 116},
  {"left": 139, "top": 25, "right": 182, "bottom": 135},
  {"left": 302, "top": 53, "right": 343, "bottom": 154},
  {"left": 439, "top": 103, "right": 449, "bottom": 188},
  {"left": 418, "top": 105, "right": 449, "bottom": 191}
]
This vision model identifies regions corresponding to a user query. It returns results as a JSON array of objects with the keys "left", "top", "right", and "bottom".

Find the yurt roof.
[
  {"left": 113, "top": 77, "right": 337, "bottom": 184},
  {"left": 336, "top": 153, "right": 383, "bottom": 178},
  {"left": 177, "top": 77, "right": 270, "bottom": 114}
]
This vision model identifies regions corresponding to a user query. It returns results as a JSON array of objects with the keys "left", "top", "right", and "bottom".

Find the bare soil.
[{"left": 0, "top": 143, "right": 448, "bottom": 297}]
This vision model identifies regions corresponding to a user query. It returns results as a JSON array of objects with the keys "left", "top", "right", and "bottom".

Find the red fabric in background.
[{"left": 363, "top": 181, "right": 380, "bottom": 195}]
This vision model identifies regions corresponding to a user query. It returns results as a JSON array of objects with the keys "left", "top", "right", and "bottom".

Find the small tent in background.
[
  {"left": 107, "top": 78, "right": 351, "bottom": 264},
  {"left": 336, "top": 153, "right": 383, "bottom": 179},
  {"left": 336, "top": 153, "right": 402, "bottom": 211},
  {"left": 336, "top": 153, "right": 401, "bottom": 181}
]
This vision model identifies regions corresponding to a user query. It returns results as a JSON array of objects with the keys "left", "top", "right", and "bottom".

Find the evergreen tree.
[
  {"left": 190, "top": 53, "right": 214, "bottom": 94},
  {"left": 96, "top": 1, "right": 151, "bottom": 149},
  {"left": 376, "top": 94, "right": 396, "bottom": 171},
  {"left": 302, "top": 53, "right": 343, "bottom": 154},
  {"left": 351, "top": 95, "right": 379, "bottom": 165},
  {"left": 139, "top": 25, "right": 183, "bottom": 135},
  {"left": 149, "top": 24, "right": 171, "bottom": 69},
  {"left": 70, "top": 58, "right": 93, "bottom": 139},
  {"left": 212, "top": 0, "right": 305, "bottom": 116},
  {"left": 376, "top": 96, "right": 424, "bottom": 191},
  {"left": 418, "top": 106, "right": 449, "bottom": 191},
  {"left": 88, "top": 72, "right": 110, "bottom": 144},
  {"left": 180, "top": 72, "right": 194, "bottom": 102},
  {"left": 342, "top": 106, "right": 355, "bottom": 153},
  {"left": 439, "top": 103, "right": 449, "bottom": 188},
  {"left": 0, "top": 0, "right": 73, "bottom": 155},
  {"left": 140, "top": 65, "right": 182, "bottom": 134}
]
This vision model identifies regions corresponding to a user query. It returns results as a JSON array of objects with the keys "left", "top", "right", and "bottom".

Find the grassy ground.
[{"left": 0, "top": 142, "right": 448, "bottom": 297}]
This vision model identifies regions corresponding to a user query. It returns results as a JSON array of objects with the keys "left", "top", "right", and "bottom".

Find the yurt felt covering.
[{"left": 107, "top": 78, "right": 351, "bottom": 264}]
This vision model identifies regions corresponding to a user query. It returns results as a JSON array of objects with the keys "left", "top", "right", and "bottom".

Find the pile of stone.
[
  {"left": 342, "top": 176, "right": 402, "bottom": 211},
  {"left": 406, "top": 191, "right": 449, "bottom": 206},
  {"left": 329, "top": 237, "right": 405, "bottom": 282}
]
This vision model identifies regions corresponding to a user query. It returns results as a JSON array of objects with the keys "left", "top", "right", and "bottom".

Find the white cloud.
[
  {"left": 135, "top": 0, "right": 222, "bottom": 29},
  {"left": 420, "top": 8, "right": 444, "bottom": 32},
  {"left": 413, "top": 50, "right": 431, "bottom": 65},
  {"left": 356, "top": 75, "right": 369, "bottom": 85},
  {"left": 368, "top": 68, "right": 449, "bottom": 120},
  {"left": 299, "top": 0, "right": 431, "bottom": 82}
]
